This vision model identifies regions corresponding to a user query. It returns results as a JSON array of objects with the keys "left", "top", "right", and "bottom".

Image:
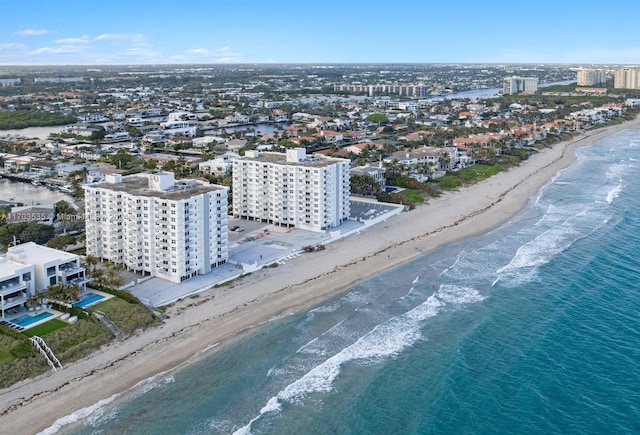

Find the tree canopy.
[
  {"left": 0, "top": 110, "right": 76, "bottom": 130},
  {"left": 0, "top": 222, "right": 55, "bottom": 251},
  {"left": 366, "top": 113, "right": 389, "bottom": 125}
]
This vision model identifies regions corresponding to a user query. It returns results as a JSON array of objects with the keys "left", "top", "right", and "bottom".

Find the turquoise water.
[
  {"left": 74, "top": 292, "right": 105, "bottom": 308},
  {"left": 12, "top": 311, "right": 53, "bottom": 327},
  {"left": 53, "top": 129, "right": 640, "bottom": 434}
]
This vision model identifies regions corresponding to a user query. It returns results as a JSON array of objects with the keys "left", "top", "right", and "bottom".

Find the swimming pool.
[
  {"left": 12, "top": 311, "right": 53, "bottom": 327},
  {"left": 74, "top": 292, "right": 105, "bottom": 308}
]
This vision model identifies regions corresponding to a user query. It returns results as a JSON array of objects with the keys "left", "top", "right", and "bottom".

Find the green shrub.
[
  {"left": 50, "top": 302, "right": 92, "bottom": 320},
  {"left": 96, "top": 300, "right": 158, "bottom": 335},
  {"left": 0, "top": 349, "right": 12, "bottom": 364},
  {"left": 91, "top": 285, "right": 142, "bottom": 305},
  {"left": 0, "top": 325, "right": 27, "bottom": 341},
  {"left": 432, "top": 175, "right": 462, "bottom": 190},
  {"left": 45, "top": 319, "right": 112, "bottom": 361},
  {"left": 0, "top": 356, "right": 50, "bottom": 389},
  {"left": 10, "top": 342, "right": 36, "bottom": 358}
]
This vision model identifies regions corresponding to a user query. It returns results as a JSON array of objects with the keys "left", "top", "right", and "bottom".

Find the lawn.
[{"left": 23, "top": 319, "right": 68, "bottom": 338}]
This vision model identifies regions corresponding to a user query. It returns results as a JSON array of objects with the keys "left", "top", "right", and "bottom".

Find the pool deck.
[
  {"left": 1, "top": 308, "right": 64, "bottom": 331},
  {"left": 0, "top": 290, "right": 115, "bottom": 331},
  {"left": 74, "top": 290, "right": 114, "bottom": 309}
]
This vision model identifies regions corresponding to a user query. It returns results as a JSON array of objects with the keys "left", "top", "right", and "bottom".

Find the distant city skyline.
[{"left": 1, "top": 0, "right": 640, "bottom": 65}]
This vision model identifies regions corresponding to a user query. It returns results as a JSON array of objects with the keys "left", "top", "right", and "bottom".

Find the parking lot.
[{"left": 350, "top": 200, "right": 402, "bottom": 222}]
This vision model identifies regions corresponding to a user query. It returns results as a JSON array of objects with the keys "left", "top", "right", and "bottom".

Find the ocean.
[{"left": 49, "top": 128, "right": 640, "bottom": 434}]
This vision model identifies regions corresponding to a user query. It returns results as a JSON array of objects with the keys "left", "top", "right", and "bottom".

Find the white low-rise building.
[
  {"left": 0, "top": 257, "right": 35, "bottom": 320},
  {"left": 232, "top": 148, "right": 350, "bottom": 232},
  {"left": 84, "top": 172, "right": 229, "bottom": 283},
  {"left": 350, "top": 164, "right": 386, "bottom": 185},
  {"left": 7, "top": 242, "right": 89, "bottom": 293},
  {"left": 199, "top": 155, "right": 234, "bottom": 175}
]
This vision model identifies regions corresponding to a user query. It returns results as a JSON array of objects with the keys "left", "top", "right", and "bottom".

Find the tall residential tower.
[
  {"left": 232, "top": 148, "right": 350, "bottom": 232},
  {"left": 84, "top": 172, "right": 229, "bottom": 283},
  {"left": 503, "top": 76, "right": 539, "bottom": 95}
]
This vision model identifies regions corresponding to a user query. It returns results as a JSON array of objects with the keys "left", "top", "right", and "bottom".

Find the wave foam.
[
  {"left": 235, "top": 294, "right": 449, "bottom": 434},
  {"left": 38, "top": 395, "right": 120, "bottom": 435},
  {"left": 496, "top": 223, "right": 581, "bottom": 287},
  {"left": 606, "top": 184, "right": 623, "bottom": 204},
  {"left": 39, "top": 365, "right": 178, "bottom": 434},
  {"left": 436, "top": 285, "right": 486, "bottom": 305}
]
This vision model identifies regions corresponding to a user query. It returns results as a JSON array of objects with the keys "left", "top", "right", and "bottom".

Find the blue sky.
[{"left": 1, "top": 0, "right": 639, "bottom": 65}]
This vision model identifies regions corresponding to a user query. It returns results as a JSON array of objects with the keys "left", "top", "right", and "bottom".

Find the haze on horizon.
[{"left": 1, "top": 0, "right": 639, "bottom": 66}]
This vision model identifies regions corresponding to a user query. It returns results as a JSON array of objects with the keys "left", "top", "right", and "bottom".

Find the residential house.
[
  {"left": 199, "top": 155, "right": 233, "bottom": 175},
  {"left": 350, "top": 164, "right": 386, "bottom": 186},
  {"left": 0, "top": 257, "right": 35, "bottom": 320},
  {"left": 4, "top": 155, "right": 36, "bottom": 172},
  {"left": 6, "top": 204, "right": 56, "bottom": 225},
  {"left": 29, "top": 160, "right": 58, "bottom": 177},
  {"left": 7, "top": 242, "right": 89, "bottom": 293}
]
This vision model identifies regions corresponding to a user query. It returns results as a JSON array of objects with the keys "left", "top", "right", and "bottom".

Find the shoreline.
[{"left": 2, "top": 117, "right": 639, "bottom": 433}]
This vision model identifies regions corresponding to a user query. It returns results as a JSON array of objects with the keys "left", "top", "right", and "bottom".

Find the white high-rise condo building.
[
  {"left": 84, "top": 172, "right": 229, "bottom": 283},
  {"left": 577, "top": 68, "right": 607, "bottom": 87},
  {"left": 232, "top": 148, "right": 350, "bottom": 232},
  {"left": 503, "top": 76, "right": 539, "bottom": 95},
  {"left": 614, "top": 68, "right": 640, "bottom": 90}
]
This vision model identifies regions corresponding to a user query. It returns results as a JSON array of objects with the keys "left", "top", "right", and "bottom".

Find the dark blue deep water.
[{"left": 52, "top": 129, "right": 640, "bottom": 434}]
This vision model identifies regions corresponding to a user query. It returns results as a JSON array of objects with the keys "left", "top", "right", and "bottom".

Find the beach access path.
[{"left": 2, "top": 117, "right": 639, "bottom": 434}]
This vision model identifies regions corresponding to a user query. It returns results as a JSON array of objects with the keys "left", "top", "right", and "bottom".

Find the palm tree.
[
  {"left": 105, "top": 268, "right": 125, "bottom": 289},
  {"left": 83, "top": 254, "right": 99, "bottom": 276},
  {"left": 45, "top": 283, "right": 81, "bottom": 304},
  {"left": 438, "top": 154, "right": 451, "bottom": 172}
]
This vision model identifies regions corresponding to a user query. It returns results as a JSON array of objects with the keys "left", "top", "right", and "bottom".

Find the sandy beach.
[{"left": 2, "top": 117, "right": 639, "bottom": 434}]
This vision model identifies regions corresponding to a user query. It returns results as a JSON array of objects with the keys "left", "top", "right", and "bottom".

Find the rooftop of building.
[
  {"left": 0, "top": 256, "right": 33, "bottom": 277},
  {"left": 236, "top": 149, "right": 348, "bottom": 168},
  {"left": 86, "top": 172, "right": 227, "bottom": 200},
  {"left": 7, "top": 241, "right": 79, "bottom": 265}
]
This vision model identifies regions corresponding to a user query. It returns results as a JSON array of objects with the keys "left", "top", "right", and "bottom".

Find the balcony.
[
  {"left": 58, "top": 263, "right": 85, "bottom": 277},
  {"left": 67, "top": 275, "right": 90, "bottom": 287},
  {"left": 0, "top": 293, "right": 27, "bottom": 309},
  {"left": 0, "top": 281, "right": 27, "bottom": 297}
]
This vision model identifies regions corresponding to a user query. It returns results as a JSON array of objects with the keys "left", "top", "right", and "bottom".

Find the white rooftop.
[
  {"left": 7, "top": 242, "right": 79, "bottom": 265},
  {"left": 0, "top": 256, "right": 32, "bottom": 277}
]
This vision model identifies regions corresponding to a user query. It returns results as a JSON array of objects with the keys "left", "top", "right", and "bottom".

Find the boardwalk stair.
[
  {"left": 30, "top": 335, "right": 63, "bottom": 371},
  {"left": 94, "top": 311, "right": 126, "bottom": 340}
]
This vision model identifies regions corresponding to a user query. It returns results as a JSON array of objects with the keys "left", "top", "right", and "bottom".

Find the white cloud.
[
  {"left": 178, "top": 46, "right": 243, "bottom": 62},
  {"left": 0, "top": 43, "right": 28, "bottom": 61},
  {"left": 186, "top": 48, "right": 212, "bottom": 55},
  {"left": 94, "top": 33, "right": 148, "bottom": 46},
  {"left": 31, "top": 45, "right": 86, "bottom": 55},
  {"left": 14, "top": 28, "right": 49, "bottom": 37},
  {"left": 54, "top": 36, "right": 91, "bottom": 44},
  {"left": 0, "top": 43, "right": 28, "bottom": 51}
]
